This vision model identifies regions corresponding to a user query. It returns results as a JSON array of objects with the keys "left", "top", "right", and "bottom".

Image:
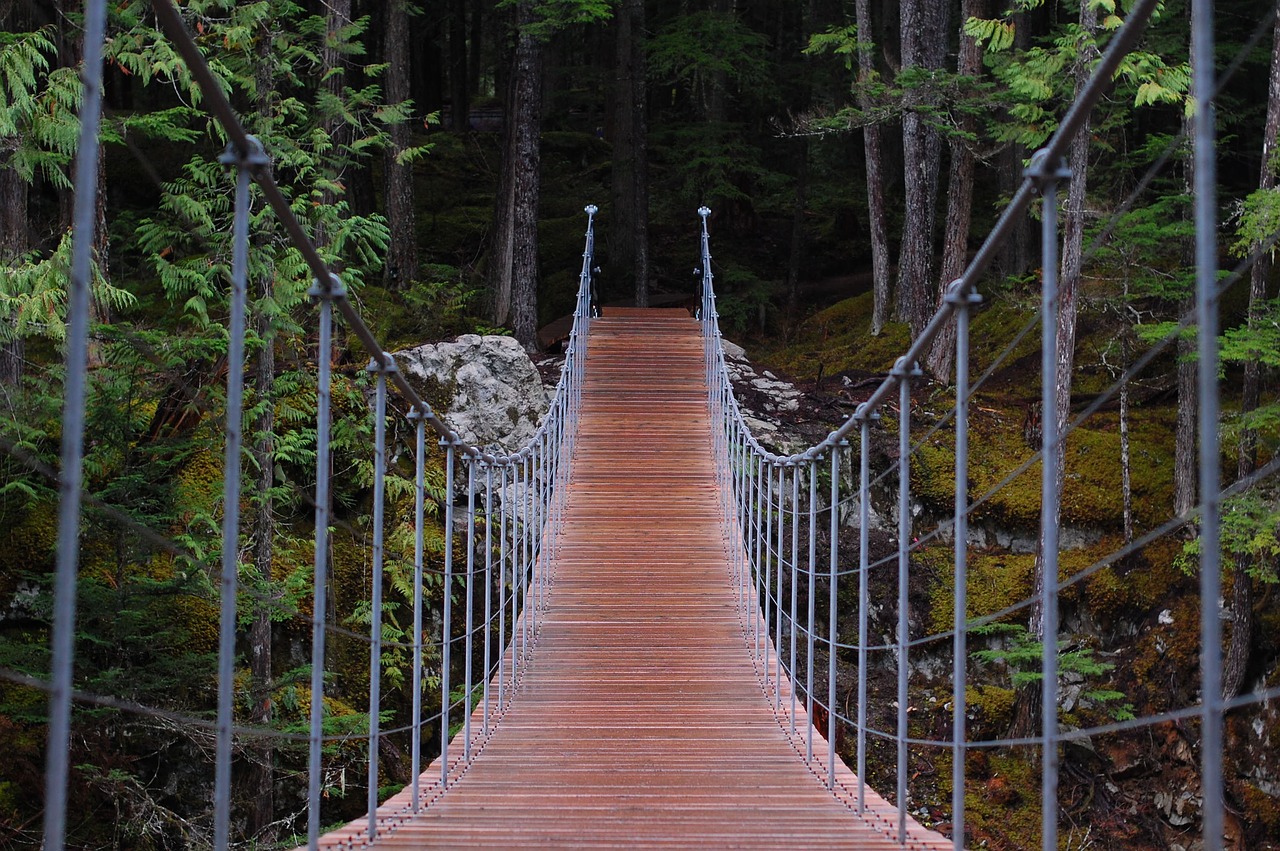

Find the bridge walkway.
[{"left": 318, "top": 309, "right": 951, "bottom": 848}]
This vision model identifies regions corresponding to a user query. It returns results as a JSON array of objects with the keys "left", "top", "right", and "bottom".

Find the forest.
[{"left": 2, "top": 0, "right": 1279, "bottom": 847}]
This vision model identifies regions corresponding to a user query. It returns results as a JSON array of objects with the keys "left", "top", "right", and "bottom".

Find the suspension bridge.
[{"left": 18, "top": 0, "right": 1280, "bottom": 848}]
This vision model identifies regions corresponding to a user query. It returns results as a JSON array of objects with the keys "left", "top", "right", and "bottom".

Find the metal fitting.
[
  {"left": 366, "top": 353, "right": 399, "bottom": 374},
  {"left": 1024, "top": 148, "right": 1071, "bottom": 192},
  {"left": 218, "top": 135, "right": 270, "bottom": 171},
  {"left": 307, "top": 272, "right": 348, "bottom": 303}
]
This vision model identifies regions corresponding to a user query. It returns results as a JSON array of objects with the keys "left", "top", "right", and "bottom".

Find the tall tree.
[
  {"left": 450, "top": 0, "right": 470, "bottom": 131},
  {"left": 383, "top": 0, "right": 418, "bottom": 289},
  {"left": 0, "top": 2, "right": 30, "bottom": 394},
  {"left": 507, "top": 0, "right": 543, "bottom": 351},
  {"left": 895, "top": 0, "right": 950, "bottom": 339},
  {"left": 1017, "top": 0, "right": 1099, "bottom": 740},
  {"left": 1222, "top": 0, "right": 1280, "bottom": 699},
  {"left": 926, "top": 0, "right": 985, "bottom": 381},
  {"left": 611, "top": 0, "right": 650, "bottom": 306},
  {"left": 854, "top": 0, "right": 893, "bottom": 335},
  {"left": 315, "top": 0, "right": 353, "bottom": 250},
  {"left": 247, "top": 16, "right": 278, "bottom": 841}
]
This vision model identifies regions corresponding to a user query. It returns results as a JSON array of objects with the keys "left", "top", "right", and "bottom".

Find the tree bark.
[
  {"left": 450, "top": 0, "right": 470, "bottom": 132},
  {"left": 786, "top": 140, "right": 809, "bottom": 323},
  {"left": 1223, "top": 1, "right": 1280, "bottom": 700},
  {"left": 1173, "top": 119, "right": 1196, "bottom": 520},
  {"left": 854, "top": 0, "right": 892, "bottom": 336},
  {"left": 925, "top": 0, "right": 984, "bottom": 381},
  {"left": 629, "top": 0, "right": 649, "bottom": 308},
  {"left": 0, "top": 150, "right": 27, "bottom": 394},
  {"left": 1174, "top": 301, "right": 1197, "bottom": 519},
  {"left": 1016, "top": 0, "right": 1097, "bottom": 741},
  {"left": 315, "top": 0, "right": 352, "bottom": 251},
  {"left": 610, "top": 0, "right": 650, "bottom": 307},
  {"left": 383, "top": 0, "right": 419, "bottom": 289},
  {"left": 509, "top": 1, "right": 543, "bottom": 352},
  {"left": 247, "top": 25, "right": 277, "bottom": 841},
  {"left": 1120, "top": 354, "right": 1133, "bottom": 547},
  {"left": 248, "top": 318, "right": 276, "bottom": 842},
  {"left": 895, "top": 0, "right": 950, "bottom": 340}
]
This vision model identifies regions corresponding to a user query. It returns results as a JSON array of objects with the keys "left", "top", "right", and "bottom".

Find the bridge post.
[
  {"left": 521, "top": 453, "right": 531, "bottom": 663},
  {"left": 789, "top": 462, "right": 801, "bottom": 735},
  {"left": 408, "top": 408, "right": 427, "bottom": 812},
  {"left": 775, "top": 462, "right": 789, "bottom": 712},
  {"left": 498, "top": 462, "right": 510, "bottom": 711},
  {"left": 212, "top": 133, "right": 266, "bottom": 851},
  {"left": 43, "top": 2, "right": 107, "bottom": 848},
  {"left": 483, "top": 461, "right": 495, "bottom": 737},
  {"left": 893, "top": 356, "right": 923, "bottom": 844},
  {"left": 853, "top": 405, "right": 878, "bottom": 815},
  {"left": 365, "top": 353, "right": 397, "bottom": 840},
  {"left": 806, "top": 459, "right": 817, "bottom": 765},
  {"left": 828, "top": 439, "right": 846, "bottom": 791},
  {"left": 439, "top": 436, "right": 460, "bottom": 788},
  {"left": 464, "top": 454, "right": 478, "bottom": 759},
  {"left": 306, "top": 271, "right": 346, "bottom": 848},
  {"left": 1027, "top": 147, "right": 1070, "bottom": 851},
  {"left": 764, "top": 460, "right": 776, "bottom": 699},
  {"left": 1191, "top": 0, "right": 1224, "bottom": 846},
  {"left": 945, "top": 280, "right": 982, "bottom": 849}
]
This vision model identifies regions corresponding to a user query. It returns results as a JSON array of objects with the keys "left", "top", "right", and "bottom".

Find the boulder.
[{"left": 396, "top": 335, "right": 548, "bottom": 452}]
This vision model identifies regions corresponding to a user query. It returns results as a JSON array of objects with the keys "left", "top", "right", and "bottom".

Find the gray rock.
[
  {"left": 396, "top": 334, "right": 549, "bottom": 452},
  {"left": 721, "top": 339, "right": 747, "bottom": 361}
]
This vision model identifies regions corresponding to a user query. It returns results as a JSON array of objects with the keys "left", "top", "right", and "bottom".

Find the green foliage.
[
  {"left": 971, "top": 623, "right": 1135, "bottom": 720},
  {"left": 648, "top": 11, "right": 773, "bottom": 96},
  {"left": 0, "top": 232, "right": 137, "bottom": 347},
  {"left": 803, "top": 25, "right": 866, "bottom": 70},
  {"left": 1233, "top": 188, "right": 1280, "bottom": 257},
  {"left": 0, "top": 27, "right": 81, "bottom": 187}
]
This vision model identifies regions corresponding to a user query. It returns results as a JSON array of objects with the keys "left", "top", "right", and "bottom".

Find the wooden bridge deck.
[{"left": 319, "top": 310, "right": 952, "bottom": 849}]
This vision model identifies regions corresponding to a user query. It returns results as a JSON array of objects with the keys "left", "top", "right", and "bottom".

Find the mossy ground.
[{"left": 755, "top": 284, "right": 1279, "bottom": 850}]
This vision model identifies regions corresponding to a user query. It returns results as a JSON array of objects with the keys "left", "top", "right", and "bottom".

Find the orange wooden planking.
[{"left": 318, "top": 311, "right": 955, "bottom": 849}]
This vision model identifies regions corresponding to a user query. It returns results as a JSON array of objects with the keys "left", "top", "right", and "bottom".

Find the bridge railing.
[
  {"left": 698, "top": 0, "right": 1279, "bottom": 847},
  {"left": 36, "top": 1, "right": 597, "bottom": 849}
]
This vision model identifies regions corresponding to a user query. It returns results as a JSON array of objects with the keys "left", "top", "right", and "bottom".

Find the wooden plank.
[{"left": 318, "top": 312, "right": 954, "bottom": 849}]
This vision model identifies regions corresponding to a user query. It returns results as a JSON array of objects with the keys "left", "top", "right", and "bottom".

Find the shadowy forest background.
[{"left": 2, "top": 0, "right": 1280, "bottom": 847}]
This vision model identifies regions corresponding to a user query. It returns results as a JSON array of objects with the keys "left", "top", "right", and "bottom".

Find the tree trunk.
[
  {"left": 1016, "top": 0, "right": 1097, "bottom": 741},
  {"left": 1223, "top": 1, "right": 1280, "bottom": 700},
  {"left": 629, "top": 0, "right": 650, "bottom": 308},
  {"left": 1120, "top": 355, "right": 1133, "bottom": 547},
  {"left": 247, "top": 26, "right": 277, "bottom": 841},
  {"left": 509, "top": 1, "right": 543, "bottom": 352},
  {"left": 383, "top": 0, "right": 418, "bottom": 289},
  {"left": 488, "top": 5, "right": 517, "bottom": 326},
  {"left": 0, "top": 153, "right": 27, "bottom": 394},
  {"left": 248, "top": 323, "right": 276, "bottom": 842},
  {"left": 854, "top": 0, "right": 892, "bottom": 336},
  {"left": 610, "top": 4, "right": 636, "bottom": 302},
  {"left": 450, "top": 0, "right": 470, "bottom": 131},
  {"left": 1174, "top": 107, "right": 1198, "bottom": 521},
  {"left": 925, "top": 0, "right": 984, "bottom": 381},
  {"left": 1174, "top": 302, "right": 1197, "bottom": 519},
  {"left": 315, "top": 0, "right": 352, "bottom": 251},
  {"left": 786, "top": 140, "right": 809, "bottom": 323},
  {"left": 895, "top": 0, "right": 950, "bottom": 340}
]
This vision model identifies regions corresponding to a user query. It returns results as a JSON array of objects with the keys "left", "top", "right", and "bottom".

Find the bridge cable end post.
[
  {"left": 889, "top": 357, "right": 923, "bottom": 843},
  {"left": 438, "top": 434, "right": 463, "bottom": 789},
  {"left": 1026, "top": 145, "right": 1069, "bottom": 851},
  {"left": 407, "top": 409, "right": 426, "bottom": 813},
  {"left": 944, "top": 282, "right": 981, "bottom": 846},
  {"left": 828, "top": 439, "right": 848, "bottom": 791},
  {"left": 854, "top": 409, "right": 876, "bottom": 815},
  {"left": 364, "top": 355, "right": 397, "bottom": 840}
]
